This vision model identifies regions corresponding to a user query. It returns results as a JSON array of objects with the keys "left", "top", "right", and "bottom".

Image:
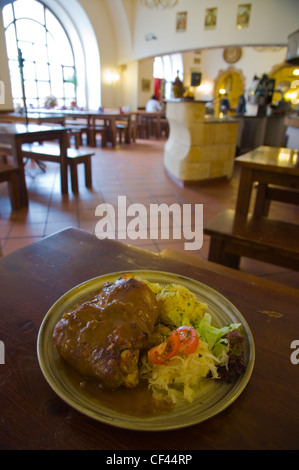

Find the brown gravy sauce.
[{"left": 57, "top": 355, "right": 173, "bottom": 419}]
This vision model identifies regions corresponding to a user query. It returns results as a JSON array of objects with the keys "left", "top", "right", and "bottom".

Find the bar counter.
[{"left": 164, "top": 101, "right": 239, "bottom": 185}]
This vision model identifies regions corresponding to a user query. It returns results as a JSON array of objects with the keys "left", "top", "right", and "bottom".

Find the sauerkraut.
[
  {"left": 140, "top": 339, "right": 220, "bottom": 404},
  {"left": 137, "top": 277, "right": 244, "bottom": 406}
]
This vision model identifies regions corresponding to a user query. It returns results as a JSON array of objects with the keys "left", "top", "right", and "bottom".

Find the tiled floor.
[{"left": 0, "top": 137, "right": 298, "bottom": 289}]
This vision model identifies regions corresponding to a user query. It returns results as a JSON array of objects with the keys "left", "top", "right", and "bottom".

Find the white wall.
[{"left": 131, "top": 0, "right": 299, "bottom": 63}]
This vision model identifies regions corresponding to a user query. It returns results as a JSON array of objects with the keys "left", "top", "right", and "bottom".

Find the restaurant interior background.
[
  {"left": 1, "top": 0, "right": 299, "bottom": 112},
  {"left": 0, "top": 0, "right": 299, "bottom": 288}
]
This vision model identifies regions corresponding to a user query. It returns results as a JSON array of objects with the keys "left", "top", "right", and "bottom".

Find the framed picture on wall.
[
  {"left": 204, "top": 7, "right": 217, "bottom": 30},
  {"left": 176, "top": 11, "right": 187, "bottom": 32},
  {"left": 141, "top": 79, "right": 151, "bottom": 92},
  {"left": 236, "top": 4, "right": 251, "bottom": 29}
]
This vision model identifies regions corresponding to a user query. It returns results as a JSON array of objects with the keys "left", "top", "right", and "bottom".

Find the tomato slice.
[
  {"left": 177, "top": 326, "right": 199, "bottom": 354},
  {"left": 147, "top": 330, "right": 180, "bottom": 365},
  {"left": 147, "top": 326, "right": 199, "bottom": 365}
]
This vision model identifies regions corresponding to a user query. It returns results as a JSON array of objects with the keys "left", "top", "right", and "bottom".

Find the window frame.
[{"left": 2, "top": 0, "right": 77, "bottom": 110}]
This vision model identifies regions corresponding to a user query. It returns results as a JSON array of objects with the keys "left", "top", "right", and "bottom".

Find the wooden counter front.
[{"left": 164, "top": 101, "right": 239, "bottom": 185}]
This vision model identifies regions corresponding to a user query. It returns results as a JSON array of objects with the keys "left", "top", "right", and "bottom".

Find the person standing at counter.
[
  {"left": 220, "top": 93, "right": 230, "bottom": 114},
  {"left": 146, "top": 95, "right": 163, "bottom": 112},
  {"left": 237, "top": 93, "right": 247, "bottom": 114}
]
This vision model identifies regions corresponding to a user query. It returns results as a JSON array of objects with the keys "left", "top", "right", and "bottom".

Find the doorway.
[{"left": 214, "top": 68, "right": 245, "bottom": 116}]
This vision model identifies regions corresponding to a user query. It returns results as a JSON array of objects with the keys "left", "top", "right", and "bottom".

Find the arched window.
[
  {"left": 153, "top": 53, "right": 183, "bottom": 100},
  {"left": 2, "top": 0, "right": 77, "bottom": 110}
]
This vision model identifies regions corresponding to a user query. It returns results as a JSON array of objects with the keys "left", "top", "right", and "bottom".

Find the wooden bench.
[
  {"left": 204, "top": 209, "right": 299, "bottom": 271},
  {"left": 22, "top": 143, "right": 94, "bottom": 193},
  {"left": 0, "top": 162, "right": 21, "bottom": 210}
]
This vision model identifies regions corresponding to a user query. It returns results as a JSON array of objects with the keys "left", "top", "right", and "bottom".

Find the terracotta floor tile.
[{"left": 3, "top": 236, "right": 43, "bottom": 255}]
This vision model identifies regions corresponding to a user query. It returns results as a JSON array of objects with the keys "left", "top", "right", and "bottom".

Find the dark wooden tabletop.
[
  {"left": 0, "top": 227, "right": 298, "bottom": 450},
  {"left": 235, "top": 145, "right": 299, "bottom": 174},
  {"left": 235, "top": 145, "right": 299, "bottom": 217}
]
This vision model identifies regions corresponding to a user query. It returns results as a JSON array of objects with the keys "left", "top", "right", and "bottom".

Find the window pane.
[
  {"left": 24, "top": 80, "right": 38, "bottom": 99},
  {"left": 35, "top": 63, "right": 49, "bottom": 81},
  {"left": 154, "top": 57, "right": 164, "bottom": 79},
  {"left": 9, "top": 60, "right": 22, "bottom": 98},
  {"left": 64, "top": 82, "right": 75, "bottom": 99},
  {"left": 16, "top": 19, "right": 46, "bottom": 44},
  {"left": 56, "top": 98, "right": 65, "bottom": 108},
  {"left": 163, "top": 56, "right": 172, "bottom": 82},
  {"left": 33, "top": 43, "right": 48, "bottom": 64},
  {"left": 171, "top": 53, "right": 183, "bottom": 81},
  {"left": 13, "top": 0, "right": 44, "bottom": 23},
  {"left": 18, "top": 41, "right": 35, "bottom": 62},
  {"left": 37, "top": 81, "right": 51, "bottom": 100},
  {"left": 47, "top": 34, "right": 60, "bottom": 66},
  {"left": 49, "top": 65, "right": 63, "bottom": 96},
  {"left": 2, "top": 4, "right": 14, "bottom": 28},
  {"left": 5, "top": 25, "right": 18, "bottom": 59},
  {"left": 63, "top": 67, "right": 76, "bottom": 82},
  {"left": 23, "top": 61, "right": 36, "bottom": 81},
  {"left": 46, "top": 10, "right": 74, "bottom": 66},
  {"left": 28, "top": 98, "right": 39, "bottom": 108}
]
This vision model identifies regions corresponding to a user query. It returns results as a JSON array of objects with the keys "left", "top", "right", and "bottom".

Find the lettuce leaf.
[{"left": 194, "top": 312, "right": 241, "bottom": 353}]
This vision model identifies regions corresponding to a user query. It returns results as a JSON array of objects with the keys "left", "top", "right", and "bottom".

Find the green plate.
[{"left": 37, "top": 270, "right": 255, "bottom": 431}]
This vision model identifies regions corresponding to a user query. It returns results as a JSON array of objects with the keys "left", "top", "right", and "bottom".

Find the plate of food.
[{"left": 37, "top": 270, "right": 255, "bottom": 431}]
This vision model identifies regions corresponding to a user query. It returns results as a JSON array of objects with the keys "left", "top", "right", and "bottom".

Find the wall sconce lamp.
[{"left": 104, "top": 71, "right": 120, "bottom": 84}]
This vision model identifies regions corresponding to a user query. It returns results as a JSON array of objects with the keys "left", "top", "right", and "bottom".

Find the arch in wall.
[
  {"left": 43, "top": 0, "right": 101, "bottom": 108},
  {"left": 214, "top": 66, "right": 246, "bottom": 115},
  {"left": 103, "top": 0, "right": 133, "bottom": 63}
]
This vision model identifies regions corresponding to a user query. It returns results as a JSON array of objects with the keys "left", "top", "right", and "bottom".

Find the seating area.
[
  {"left": 204, "top": 209, "right": 299, "bottom": 270},
  {"left": 203, "top": 146, "right": 299, "bottom": 273},
  {"left": 0, "top": 136, "right": 298, "bottom": 289}
]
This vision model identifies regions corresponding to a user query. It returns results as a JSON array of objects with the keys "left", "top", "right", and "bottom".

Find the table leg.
[
  {"left": 110, "top": 118, "right": 116, "bottom": 147},
  {"left": 156, "top": 114, "right": 161, "bottom": 138},
  {"left": 58, "top": 131, "right": 69, "bottom": 194},
  {"left": 253, "top": 182, "right": 270, "bottom": 217},
  {"left": 15, "top": 137, "right": 29, "bottom": 207},
  {"left": 235, "top": 167, "right": 254, "bottom": 217}
]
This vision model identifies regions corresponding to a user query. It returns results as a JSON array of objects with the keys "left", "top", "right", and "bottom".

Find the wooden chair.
[{"left": 116, "top": 114, "right": 135, "bottom": 144}]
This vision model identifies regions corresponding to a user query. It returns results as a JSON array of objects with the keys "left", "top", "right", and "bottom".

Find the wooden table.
[
  {"left": 0, "top": 112, "right": 66, "bottom": 126},
  {"left": 0, "top": 227, "right": 298, "bottom": 450},
  {"left": 0, "top": 123, "right": 69, "bottom": 206},
  {"left": 235, "top": 145, "right": 299, "bottom": 217}
]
